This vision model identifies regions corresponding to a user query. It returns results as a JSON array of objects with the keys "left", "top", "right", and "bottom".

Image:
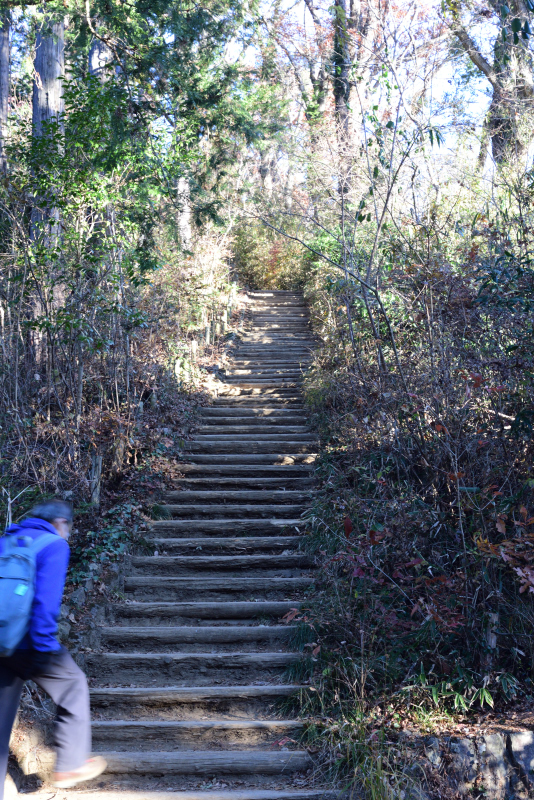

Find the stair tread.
[
  {"left": 159, "top": 504, "right": 308, "bottom": 512},
  {"left": 113, "top": 601, "right": 301, "bottom": 618},
  {"left": 163, "top": 491, "right": 310, "bottom": 500},
  {"left": 176, "top": 478, "right": 313, "bottom": 485},
  {"left": 125, "top": 576, "right": 313, "bottom": 586},
  {"left": 151, "top": 536, "right": 303, "bottom": 546},
  {"left": 31, "top": 792, "right": 332, "bottom": 800},
  {"left": 93, "top": 719, "right": 304, "bottom": 729},
  {"left": 196, "top": 427, "right": 310, "bottom": 432},
  {"left": 91, "top": 652, "right": 301, "bottom": 662},
  {"left": 132, "top": 554, "right": 311, "bottom": 565},
  {"left": 175, "top": 463, "right": 313, "bottom": 470},
  {"left": 98, "top": 749, "right": 312, "bottom": 774},
  {"left": 150, "top": 519, "right": 305, "bottom": 529},
  {"left": 184, "top": 454, "right": 318, "bottom": 460},
  {"left": 101, "top": 626, "right": 296, "bottom": 641},
  {"left": 194, "top": 440, "right": 310, "bottom": 444},
  {"left": 91, "top": 684, "right": 304, "bottom": 700}
]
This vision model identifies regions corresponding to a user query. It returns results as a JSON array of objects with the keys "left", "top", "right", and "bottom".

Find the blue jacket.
[{"left": 1, "top": 518, "right": 70, "bottom": 651}]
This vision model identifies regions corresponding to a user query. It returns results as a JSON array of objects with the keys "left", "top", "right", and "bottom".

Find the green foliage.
[{"left": 69, "top": 502, "right": 149, "bottom": 583}]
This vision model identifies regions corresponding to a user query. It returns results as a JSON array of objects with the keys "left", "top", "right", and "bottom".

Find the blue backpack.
[{"left": 0, "top": 533, "right": 58, "bottom": 656}]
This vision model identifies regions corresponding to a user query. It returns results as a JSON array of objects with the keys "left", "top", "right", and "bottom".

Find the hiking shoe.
[{"left": 52, "top": 756, "right": 107, "bottom": 788}]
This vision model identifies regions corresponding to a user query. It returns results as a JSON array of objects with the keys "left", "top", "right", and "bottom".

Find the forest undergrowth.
[{"left": 283, "top": 219, "right": 534, "bottom": 787}]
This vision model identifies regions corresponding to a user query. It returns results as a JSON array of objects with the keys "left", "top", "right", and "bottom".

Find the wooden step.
[
  {"left": 123, "top": 575, "right": 314, "bottom": 600},
  {"left": 92, "top": 719, "right": 304, "bottom": 750},
  {"left": 175, "top": 477, "right": 314, "bottom": 488},
  {"left": 163, "top": 490, "right": 311, "bottom": 503},
  {"left": 100, "top": 625, "right": 296, "bottom": 647},
  {"left": 194, "top": 426, "right": 310, "bottom": 433},
  {"left": 239, "top": 331, "right": 313, "bottom": 336},
  {"left": 151, "top": 536, "right": 303, "bottom": 553},
  {"left": 130, "top": 553, "right": 313, "bottom": 572},
  {"left": 235, "top": 348, "right": 313, "bottom": 353},
  {"left": 195, "top": 427, "right": 311, "bottom": 435},
  {"left": 216, "top": 386, "right": 303, "bottom": 395},
  {"left": 97, "top": 750, "right": 312, "bottom": 775},
  {"left": 90, "top": 684, "right": 303, "bottom": 705},
  {"left": 220, "top": 382, "right": 302, "bottom": 389},
  {"left": 239, "top": 330, "right": 313, "bottom": 335},
  {"left": 211, "top": 399, "right": 304, "bottom": 407},
  {"left": 175, "top": 462, "right": 312, "bottom": 472},
  {"left": 228, "top": 360, "right": 312, "bottom": 365},
  {"left": 87, "top": 651, "right": 301, "bottom": 685},
  {"left": 50, "top": 789, "right": 333, "bottom": 800},
  {"left": 199, "top": 408, "right": 306, "bottom": 417},
  {"left": 89, "top": 685, "right": 306, "bottom": 721},
  {"left": 244, "top": 321, "right": 312, "bottom": 325},
  {"left": 112, "top": 601, "right": 301, "bottom": 621},
  {"left": 226, "top": 367, "right": 305, "bottom": 372},
  {"left": 252, "top": 318, "right": 308, "bottom": 323},
  {"left": 245, "top": 329, "right": 311, "bottom": 333},
  {"left": 251, "top": 318, "right": 309, "bottom": 322},
  {"left": 225, "top": 376, "right": 304, "bottom": 388},
  {"left": 150, "top": 519, "right": 305, "bottom": 535},
  {"left": 192, "top": 435, "right": 313, "bottom": 443},
  {"left": 226, "top": 373, "right": 305, "bottom": 379},
  {"left": 158, "top": 503, "right": 307, "bottom": 517},
  {"left": 234, "top": 345, "right": 314, "bottom": 350},
  {"left": 194, "top": 425, "right": 312, "bottom": 435},
  {"left": 178, "top": 454, "right": 316, "bottom": 463},
  {"left": 252, "top": 316, "right": 308, "bottom": 321},
  {"left": 223, "top": 366, "right": 312, "bottom": 377},
  {"left": 187, "top": 443, "right": 315, "bottom": 454},
  {"left": 212, "top": 396, "right": 304, "bottom": 404},
  {"left": 101, "top": 625, "right": 297, "bottom": 641},
  {"left": 242, "top": 335, "right": 311, "bottom": 340}
]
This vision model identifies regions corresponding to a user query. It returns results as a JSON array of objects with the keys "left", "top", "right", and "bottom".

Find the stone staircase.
[{"left": 79, "top": 291, "right": 325, "bottom": 800}]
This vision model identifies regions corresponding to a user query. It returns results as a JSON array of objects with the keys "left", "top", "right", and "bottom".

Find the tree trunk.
[
  {"left": 259, "top": 147, "right": 275, "bottom": 196},
  {"left": 452, "top": 4, "right": 534, "bottom": 167},
  {"left": 476, "top": 113, "right": 490, "bottom": 173},
  {"left": 33, "top": 15, "right": 64, "bottom": 138},
  {"left": 176, "top": 176, "right": 192, "bottom": 248},
  {"left": 333, "top": 0, "right": 352, "bottom": 207},
  {"left": 85, "top": 36, "right": 113, "bottom": 255},
  {"left": 0, "top": 11, "right": 10, "bottom": 174},
  {"left": 31, "top": 15, "right": 65, "bottom": 327}
]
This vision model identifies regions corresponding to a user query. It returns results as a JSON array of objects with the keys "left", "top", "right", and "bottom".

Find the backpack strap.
[
  {"left": 28, "top": 532, "right": 62, "bottom": 555},
  {"left": 2, "top": 534, "right": 31, "bottom": 553},
  {"left": 1, "top": 531, "right": 59, "bottom": 555}
]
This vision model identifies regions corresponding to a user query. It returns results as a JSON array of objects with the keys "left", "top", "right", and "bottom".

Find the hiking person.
[{"left": 0, "top": 500, "right": 106, "bottom": 799}]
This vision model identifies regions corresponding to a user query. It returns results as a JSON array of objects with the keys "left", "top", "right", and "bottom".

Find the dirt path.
[{"left": 55, "top": 290, "right": 326, "bottom": 800}]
